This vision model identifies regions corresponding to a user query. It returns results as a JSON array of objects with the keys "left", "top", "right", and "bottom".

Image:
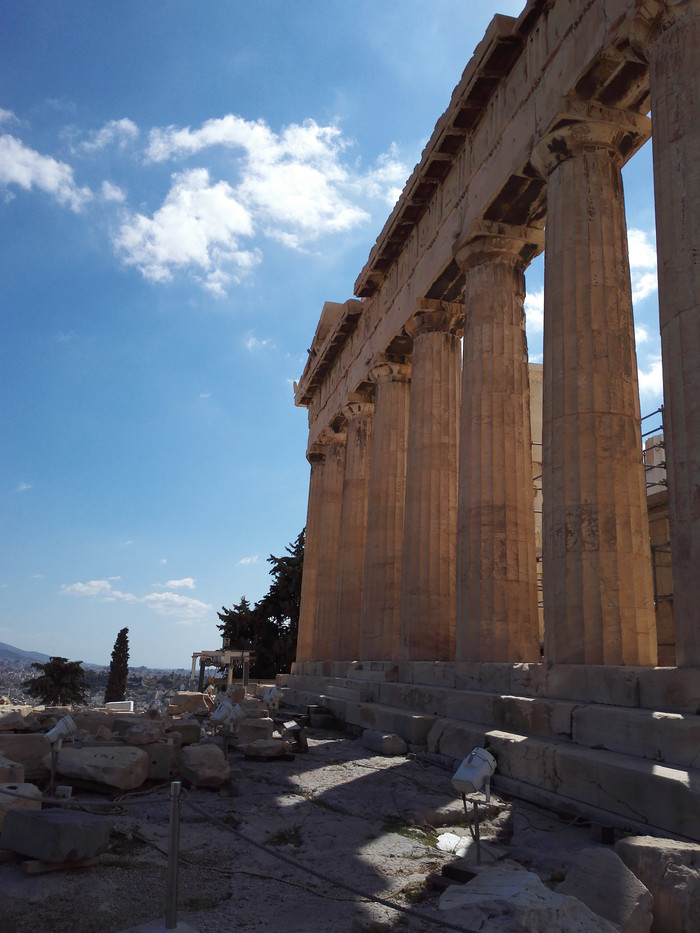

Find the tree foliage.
[
  {"left": 22, "top": 656, "right": 89, "bottom": 706},
  {"left": 218, "top": 529, "right": 304, "bottom": 678},
  {"left": 104, "top": 627, "right": 130, "bottom": 704}
]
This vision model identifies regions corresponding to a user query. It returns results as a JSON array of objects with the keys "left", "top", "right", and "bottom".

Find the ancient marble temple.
[{"left": 293, "top": 0, "right": 699, "bottom": 675}]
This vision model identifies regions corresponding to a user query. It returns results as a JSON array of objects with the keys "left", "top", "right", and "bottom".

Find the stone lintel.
[{"left": 294, "top": 298, "right": 364, "bottom": 408}]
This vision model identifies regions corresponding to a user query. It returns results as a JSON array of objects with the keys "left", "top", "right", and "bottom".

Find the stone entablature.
[{"left": 295, "top": 0, "right": 665, "bottom": 446}]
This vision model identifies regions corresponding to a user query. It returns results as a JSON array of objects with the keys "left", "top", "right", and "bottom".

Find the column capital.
[
  {"left": 405, "top": 299, "right": 464, "bottom": 339},
  {"left": 531, "top": 103, "right": 650, "bottom": 178},
  {"left": 658, "top": 0, "right": 700, "bottom": 25},
  {"left": 628, "top": 0, "right": 700, "bottom": 54},
  {"left": 341, "top": 391, "right": 374, "bottom": 422},
  {"left": 317, "top": 428, "right": 347, "bottom": 448},
  {"left": 306, "top": 442, "right": 326, "bottom": 465},
  {"left": 368, "top": 358, "right": 411, "bottom": 386},
  {"left": 453, "top": 220, "right": 545, "bottom": 272}
]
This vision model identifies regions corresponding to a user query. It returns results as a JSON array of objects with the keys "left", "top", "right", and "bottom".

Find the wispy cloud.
[
  {"left": 237, "top": 555, "right": 259, "bottom": 566},
  {"left": 60, "top": 579, "right": 114, "bottom": 596},
  {"left": 0, "top": 108, "right": 20, "bottom": 126},
  {"left": 140, "top": 591, "right": 210, "bottom": 618},
  {"left": 524, "top": 287, "right": 544, "bottom": 334},
  {"left": 245, "top": 335, "right": 272, "bottom": 352},
  {"left": 101, "top": 180, "right": 126, "bottom": 202},
  {"left": 638, "top": 356, "right": 664, "bottom": 398},
  {"left": 60, "top": 577, "right": 211, "bottom": 620},
  {"left": 354, "top": 143, "right": 408, "bottom": 207},
  {"left": 165, "top": 577, "right": 195, "bottom": 589},
  {"left": 0, "top": 134, "right": 92, "bottom": 211},
  {"left": 628, "top": 227, "right": 657, "bottom": 303},
  {"left": 16, "top": 482, "right": 32, "bottom": 493},
  {"left": 80, "top": 118, "right": 139, "bottom": 152}
]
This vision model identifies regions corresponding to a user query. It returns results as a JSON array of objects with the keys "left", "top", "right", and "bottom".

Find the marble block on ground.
[{"left": 1, "top": 807, "right": 111, "bottom": 862}]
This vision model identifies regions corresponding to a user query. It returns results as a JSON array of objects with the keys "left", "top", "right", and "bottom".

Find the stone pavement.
[{"left": 0, "top": 729, "right": 696, "bottom": 932}]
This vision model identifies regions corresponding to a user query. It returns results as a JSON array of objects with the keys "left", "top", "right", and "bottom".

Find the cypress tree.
[{"left": 104, "top": 627, "right": 130, "bottom": 703}]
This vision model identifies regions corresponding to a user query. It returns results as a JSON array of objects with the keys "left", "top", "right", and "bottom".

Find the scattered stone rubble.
[{"left": 0, "top": 695, "right": 698, "bottom": 932}]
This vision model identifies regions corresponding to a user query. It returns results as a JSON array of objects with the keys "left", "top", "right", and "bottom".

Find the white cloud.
[
  {"left": 0, "top": 134, "right": 92, "bottom": 211},
  {"left": 237, "top": 555, "right": 259, "bottom": 566},
  {"left": 525, "top": 287, "right": 544, "bottom": 334},
  {"left": 635, "top": 324, "right": 651, "bottom": 345},
  {"left": 632, "top": 272, "right": 658, "bottom": 304},
  {"left": 141, "top": 591, "right": 211, "bottom": 618},
  {"left": 16, "top": 482, "right": 32, "bottom": 493},
  {"left": 638, "top": 356, "right": 664, "bottom": 398},
  {"left": 165, "top": 578, "right": 195, "bottom": 589},
  {"left": 101, "top": 180, "right": 126, "bottom": 202},
  {"left": 628, "top": 227, "right": 656, "bottom": 268},
  {"left": 245, "top": 335, "right": 271, "bottom": 352},
  {"left": 627, "top": 228, "right": 657, "bottom": 303},
  {"left": 130, "top": 114, "right": 379, "bottom": 293},
  {"left": 81, "top": 118, "right": 139, "bottom": 152},
  {"left": 114, "top": 167, "right": 259, "bottom": 292},
  {"left": 59, "top": 576, "right": 211, "bottom": 619},
  {"left": 146, "top": 113, "right": 271, "bottom": 162},
  {"left": 60, "top": 579, "right": 114, "bottom": 596},
  {"left": 0, "top": 109, "right": 19, "bottom": 126},
  {"left": 356, "top": 144, "right": 409, "bottom": 207}
]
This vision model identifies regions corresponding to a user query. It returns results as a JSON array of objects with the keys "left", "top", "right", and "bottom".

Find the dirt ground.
[{"left": 0, "top": 727, "right": 608, "bottom": 933}]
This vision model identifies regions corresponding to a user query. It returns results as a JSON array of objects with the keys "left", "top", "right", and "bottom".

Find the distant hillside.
[{"left": 0, "top": 642, "right": 51, "bottom": 664}]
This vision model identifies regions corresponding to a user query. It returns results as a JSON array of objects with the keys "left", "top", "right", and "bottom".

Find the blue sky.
[{"left": 0, "top": 2, "right": 663, "bottom": 669}]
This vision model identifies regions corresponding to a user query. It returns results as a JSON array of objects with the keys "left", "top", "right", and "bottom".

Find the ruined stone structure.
[{"left": 284, "top": 0, "right": 700, "bottom": 840}]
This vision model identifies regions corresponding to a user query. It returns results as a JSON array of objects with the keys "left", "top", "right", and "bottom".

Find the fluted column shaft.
[
  {"left": 648, "top": 0, "right": 700, "bottom": 665},
  {"left": 454, "top": 223, "right": 543, "bottom": 662},
  {"left": 360, "top": 360, "right": 411, "bottom": 661},
  {"left": 400, "top": 300, "right": 463, "bottom": 661},
  {"left": 312, "top": 431, "right": 347, "bottom": 661},
  {"left": 296, "top": 444, "right": 324, "bottom": 662},
  {"left": 334, "top": 397, "right": 374, "bottom": 661},
  {"left": 533, "top": 115, "right": 656, "bottom": 665}
]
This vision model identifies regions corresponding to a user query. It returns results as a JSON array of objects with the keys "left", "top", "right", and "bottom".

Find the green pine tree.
[
  {"left": 22, "top": 657, "right": 89, "bottom": 706},
  {"left": 217, "top": 529, "right": 304, "bottom": 678},
  {"left": 104, "top": 627, "right": 130, "bottom": 703}
]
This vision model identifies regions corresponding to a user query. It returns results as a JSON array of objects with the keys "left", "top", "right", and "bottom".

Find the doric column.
[
  {"left": 360, "top": 358, "right": 411, "bottom": 661},
  {"left": 296, "top": 443, "right": 325, "bottom": 662},
  {"left": 647, "top": 0, "right": 700, "bottom": 665},
  {"left": 334, "top": 394, "right": 374, "bottom": 661},
  {"left": 399, "top": 300, "right": 463, "bottom": 661},
  {"left": 532, "top": 109, "right": 657, "bottom": 665},
  {"left": 311, "top": 429, "right": 347, "bottom": 661},
  {"left": 453, "top": 221, "right": 543, "bottom": 662}
]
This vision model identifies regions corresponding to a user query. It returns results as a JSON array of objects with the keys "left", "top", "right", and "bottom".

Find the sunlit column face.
[{"left": 533, "top": 118, "right": 656, "bottom": 666}]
